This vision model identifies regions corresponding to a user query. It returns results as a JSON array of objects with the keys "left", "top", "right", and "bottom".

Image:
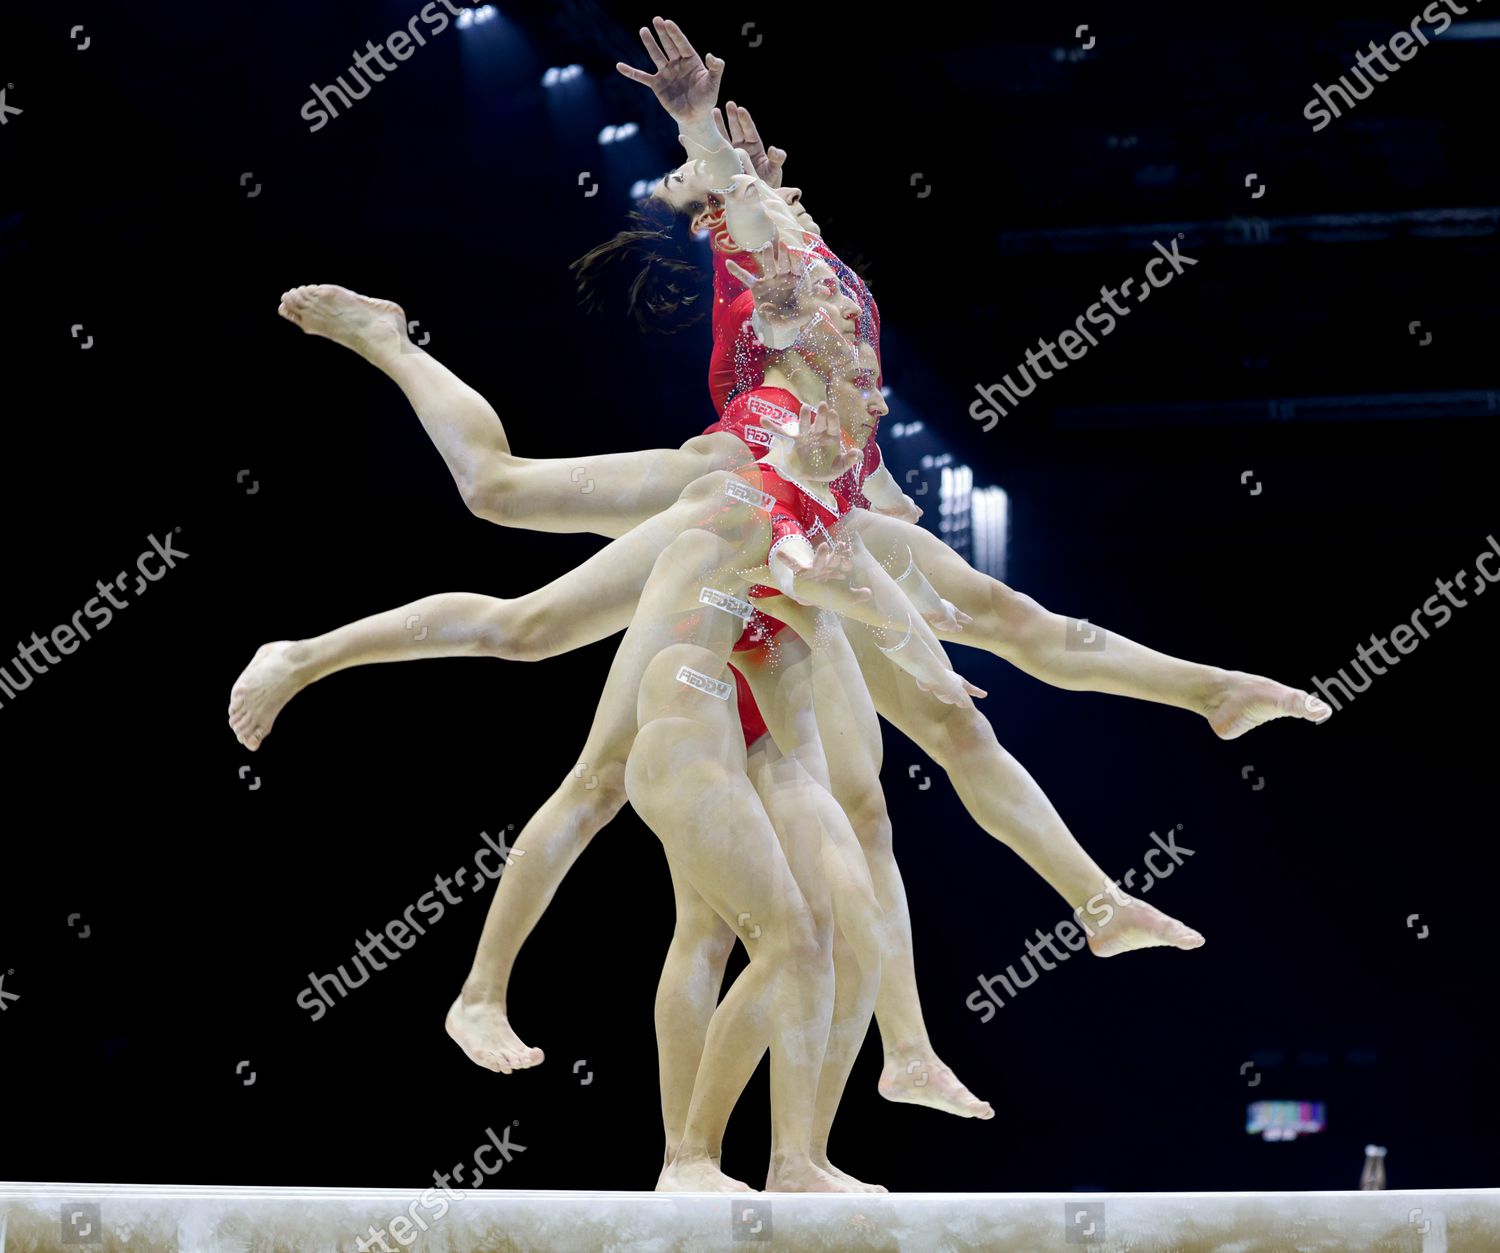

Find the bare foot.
[
  {"left": 1087, "top": 894, "right": 1205, "bottom": 957},
  {"left": 657, "top": 1154, "right": 756, "bottom": 1193},
  {"left": 766, "top": 1156, "right": 866, "bottom": 1193},
  {"left": 228, "top": 640, "right": 309, "bottom": 750},
  {"left": 1205, "top": 671, "right": 1331, "bottom": 740},
  {"left": 445, "top": 995, "right": 544, "bottom": 1075},
  {"left": 277, "top": 284, "right": 410, "bottom": 364},
  {"left": 814, "top": 1158, "right": 887, "bottom": 1193},
  {"left": 878, "top": 1050, "right": 994, "bottom": 1119}
]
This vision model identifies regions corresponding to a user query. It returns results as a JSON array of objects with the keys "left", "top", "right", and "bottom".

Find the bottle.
[{"left": 1360, "top": 1144, "right": 1387, "bottom": 1190}]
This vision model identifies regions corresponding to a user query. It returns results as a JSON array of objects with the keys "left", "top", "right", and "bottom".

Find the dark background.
[{"left": 0, "top": 0, "right": 1495, "bottom": 1195}]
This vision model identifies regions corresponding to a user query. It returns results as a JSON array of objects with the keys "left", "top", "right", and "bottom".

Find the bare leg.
[
  {"left": 736, "top": 640, "right": 890, "bottom": 1190},
  {"left": 844, "top": 622, "right": 1204, "bottom": 956},
  {"left": 227, "top": 473, "right": 745, "bottom": 750},
  {"left": 613, "top": 528, "right": 878, "bottom": 1192},
  {"left": 656, "top": 859, "right": 736, "bottom": 1166},
  {"left": 751, "top": 602, "right": 994, "bottom": 1123},
  {"left": 277, "top": 284, "right": 750, "bottom": 537},
  {"left": 449, "top": 525, "right": 751, "bottom": 1073},
  {"left": 627, "top": 626, "right": 840, "bottom": 1194},
  {"left": 851, "top": 511, "right": 1330, "bottom": 737}
]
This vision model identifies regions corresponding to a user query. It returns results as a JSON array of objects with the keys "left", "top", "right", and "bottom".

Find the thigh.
[
  {"left": 635, "top": 714, "right": 812, "bottom": 945},
  {"left": 738, "top": 607, "right": 885, "bottom": 821},
  {"left": 572, "top": 529, "right": 747, "bottom": 785},
  {"left": 735, "top": 632, "right": 832, "bottom": 792},
  {"left": 506, "top": 476, "right": 761, "bottom": 658},
  {"left": 742, "top": 652, "right": 885, "bottom": 937},
  {"left": 505, "top": 433, "right": 755, "bottom": 540}
]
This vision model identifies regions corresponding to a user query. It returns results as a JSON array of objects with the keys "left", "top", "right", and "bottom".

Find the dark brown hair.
[{"left": 569, "top": 194, "right": 711, "bottom": 334}]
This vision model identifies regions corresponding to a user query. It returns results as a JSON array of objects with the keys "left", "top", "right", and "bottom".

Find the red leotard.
[{"left": 701, "top": 221, "right": 888, "bottom": 747}]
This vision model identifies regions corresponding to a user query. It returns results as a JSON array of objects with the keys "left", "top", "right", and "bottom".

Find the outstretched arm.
[
  {"left": 615, "top": 18, "right": 741, "bottom": 188},
  {"left": 715, "top": 102, "right": 785, "bottom": 188},
  {"left": 771, "top": 532, "right": 984, "bottom": 708}
]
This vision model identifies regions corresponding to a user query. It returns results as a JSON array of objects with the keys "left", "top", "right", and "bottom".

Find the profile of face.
[
  {"left": 655, "top": 157, "right": 815, "bottom": 243},
  {"left": 787, "top": 303, "right": 862, "bottom": 384},
  {"left": 800, "top": 260, "right": 863, "bottom": 337},
  {"left": 825, "top": 341, "right": 887, "bottom": 450},
  {"left": 775, "top": 185, "right": 819, "bottom": 235},
  {"left": 652, "top": 158, "right": 720, "bottom": 230}
]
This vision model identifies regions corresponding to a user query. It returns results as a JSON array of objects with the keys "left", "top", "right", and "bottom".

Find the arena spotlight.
[
  {"left": 1438, "top": 20, "right": 1500, "bottom": 38},
  {"left": 457, "top": 6, "right": 498, "bottom": 29},
  {"left": 630, "top": 178, "right": 662, "bottom": 201},
  {"left": 542, "top": 64, "right": 584, "bottom": 88},
  {"left": 598, "top": 122, "right": 640, "bottom": 145},
  {"left": 971, "top": 485, "right": 1010, "bottom": 580}
]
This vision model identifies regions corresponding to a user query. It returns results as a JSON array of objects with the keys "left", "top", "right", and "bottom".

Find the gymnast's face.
[
  {"left": 827, "top": 344, "right": 887, "bottom": 449},
  {"left": 776, "top": 185, "right": 819, "bottom": 235},
  {"left": 653, "top": 159, "right": 720, "bottom": 230},
  {"left": 802, "top": 260, "right": 863, "bottom": 338}
]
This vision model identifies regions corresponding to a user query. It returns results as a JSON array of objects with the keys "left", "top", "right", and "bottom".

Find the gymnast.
[{"left": 229, "top": 15, "right": 1328, "bottom": 1131}]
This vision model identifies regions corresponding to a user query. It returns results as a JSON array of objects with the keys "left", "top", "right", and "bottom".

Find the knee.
[
  {"left": 460, "top": 457, "right": 522, "bottom": 525},
  {"left": 552, "top": 758, "right": 628, "bottom": 845},
  {"left": 987, "top": 581, "right": 1048, "bottom": 648},
  {"left": 473, "top": 597, "right": 551, "bottom": 663},
  {"left": 681, "top": 917, "right": 737, "bottom": 975},
  {"left": 679, "top": 434, "right": 754, "bottom": 477},
  {"left": 654, "top": 524, "right": 733, "bottom": 575},
  {"left": 769, "top": 901, "right": 831, "bottom": 975},
  {"left": 625, "top": 719, "right": 730, "bottom": 816},
  {"left": 845, "top": 797, "right": 895, "bottom": 858},
  {"left": 679, "top": 468, "right": 736, "bottom": 507},
  {"left": 931, "top": 706, "right": 1002, "bottom": 771},
  {"left": 577, "top": 758, "right": 628, "bottom": 817}
]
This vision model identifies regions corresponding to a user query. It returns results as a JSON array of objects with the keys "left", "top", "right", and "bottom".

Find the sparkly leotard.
[{"left": 697, "top": 220, "right": 888, "bottom": 745}]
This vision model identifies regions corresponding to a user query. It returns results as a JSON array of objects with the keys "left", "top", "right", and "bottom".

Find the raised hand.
[
  {"left": 725, "top": 237, "right": 817, "bottom": 349},
  {"left": 615, "top": 17, "right": 724, "bottom": 125},
  {"left": 714, "top": 101, "right": 786, "bottom": 187},
  {"left": 788, "top": 401, "right": 860, "bottom": 482},
  {"left": 792, "top": 306, "right": 860, "bottom": 377}
]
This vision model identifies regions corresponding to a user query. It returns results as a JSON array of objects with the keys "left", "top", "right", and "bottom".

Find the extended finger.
[
  {"left": 735, "top": 104, "right": 763, "bottom": 148},
  {"left": 724, "top": 99, "right": 746, "bottom": 145},
  {"left": 616, "top": 61, "right": 656, "bottom": 85},
  {"left": 638, "top": 25, "right": 669, "bottom": 69},
  {"left": 724, "top": 258, "right": 760, "bottom": 287},
  {"left": 660, "top": 17, "right": 693, "bottom": 62}
]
